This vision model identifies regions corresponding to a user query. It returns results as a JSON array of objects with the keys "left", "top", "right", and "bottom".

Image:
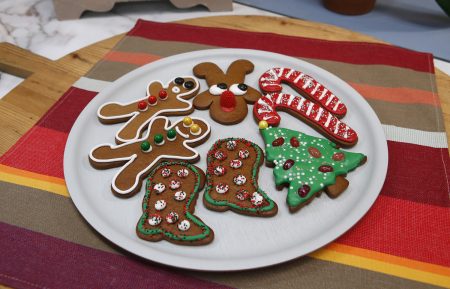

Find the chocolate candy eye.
[
  {"left": 230, "top": 83, "right": 247, "bottom": 95},
  {"left": 174, "top": 77, "right": 184, "bottom": 85},
  {"left": 238, "top": 83, "right": 248, "bottom": 91},
  {"left": 217, "top": 83, "right": 228, "bottom": 89},
  {"left": 184, "top": 81, "right": 194, "bottom": 89}
]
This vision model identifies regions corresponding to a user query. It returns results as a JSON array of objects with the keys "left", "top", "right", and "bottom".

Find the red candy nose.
[{"left": 220, "top": 90, "right": 236, "bottom": 112}]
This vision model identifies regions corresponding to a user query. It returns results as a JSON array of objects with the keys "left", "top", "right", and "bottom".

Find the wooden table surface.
[{"left": 0, "top": 15, "right": 449, "bottom": 157}]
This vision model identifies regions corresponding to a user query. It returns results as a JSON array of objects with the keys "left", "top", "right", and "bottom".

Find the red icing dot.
[
  {"left": 298, "top": 185, "right": 310, "bottom": 198},
  {"left": 332, "top": 152, "right": 345, "bottom": 161},
  {"left": 290, "top": 137, "right": 299, "bottom": 147},
  {"left": 138, "top": 100, "right": 147, "bottom": 110},
  {"left": 148, "top": 95, "right": 157, "bottom": 105},
  {"left": 319, "top": 165, "right": 333, "bottom": 173},
  {"left": 308, "top": 147, "right": 322, "bottom": 158},
  {"left": 158, "top": 89, "right": 168, "bottom": 99},
  {"left": 272, "top": 137, "right": 284, "bottom": 147},
  {"left": 283, "top": 159, "right": 294, "bottom": 170}
]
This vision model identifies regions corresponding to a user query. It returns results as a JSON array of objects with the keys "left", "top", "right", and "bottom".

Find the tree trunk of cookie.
[{"left": 220, "top": 90, "right": 236, "bottom": 112}]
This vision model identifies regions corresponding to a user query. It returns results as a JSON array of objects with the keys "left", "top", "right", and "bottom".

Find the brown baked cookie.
[
  {"left": 89, "top": 116, "right": 210, "bottom": 198},
  {"left": 136, "top": 161, "right": 214, "bottom": 246},
  {"left": 193, "top": 60, "right": 261, "bottom": 125},
  {"left": 97, "top": 76, "right": 199, "bottom": 144},
  {"left": 203, "top": 138, "right": 278, "bottom": 217}
]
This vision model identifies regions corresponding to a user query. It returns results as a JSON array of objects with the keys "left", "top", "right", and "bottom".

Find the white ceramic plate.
[{"left": 64, "top": 49, "right": 388, "bottom": 271}]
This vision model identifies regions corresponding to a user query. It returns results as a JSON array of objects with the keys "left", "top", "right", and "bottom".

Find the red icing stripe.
[
  {"left": 128, "top": 20, "right": 434, "bottom": 73},
  {"left": 0, "top": 222, "right": 231, "bottom": 289},
  {"left": 336, "top": 195, "right": 450, "bottom": 267}
]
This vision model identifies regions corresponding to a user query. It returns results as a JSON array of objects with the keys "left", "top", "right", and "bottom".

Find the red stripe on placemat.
[
  {"left": 128, "top": 20, "right": 434, "bottom": 73},
  {"left": 337, "top": 195, "right": 450, "bottom": 267},
  {"left": 0, "top": 222, "right": 231, "bottom": 289},
  {"left": 104, "top": 51, "right": 161, "bottom": 65},
  {"left": 380, "top": 141, "right": 450, "bottom": 207}
]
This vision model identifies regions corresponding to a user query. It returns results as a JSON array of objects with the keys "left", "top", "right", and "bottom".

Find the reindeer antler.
[
  {"left": 226, "top": 59, "right": 254, "bottom": 83},
  {"left": 193, "top": 62, "right": 226, "bottom": 86}
]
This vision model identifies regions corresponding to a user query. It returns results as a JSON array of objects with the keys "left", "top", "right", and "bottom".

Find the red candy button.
[
  {"left": 138, "top": 100, "right": 147, "bottom": 110},
  {"left": 159, "top": 89, "right": 168, "bottom": 100},
  {"left": 298, "top": 185, "right": 311, "bottom": 198},
  {"left": 308, "top": 147, "right": 322, "bottom": 158},
  {"left": 332, "top": 152, "right": 345, "bottom": 161},
  {"left": 318, "top": 165, "right": 333, "bottom": 173},
  {"left": 290, "top": 137, "right": 299, "bottom": 147},
  {"left": 283, "top": 159, "right": 295, "bottom": 170},
  {"left": 148, "top": 95, "right": 157, "bottom": 105},
  {"left": 272, "top": 137, "right": 284, "bottom": 147}
]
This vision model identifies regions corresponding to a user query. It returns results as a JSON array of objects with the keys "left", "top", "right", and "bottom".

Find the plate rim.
[{"left": 64, "top": 48, "right": 388, "bottom": 271}]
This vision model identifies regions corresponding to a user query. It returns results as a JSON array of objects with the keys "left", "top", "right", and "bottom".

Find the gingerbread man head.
[{"left": 193, "top": 60, "right": 261, "bottom": 125}]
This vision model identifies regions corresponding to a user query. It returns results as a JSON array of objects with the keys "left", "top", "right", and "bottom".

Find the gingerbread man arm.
[{"left": 98, "top": 101, "right": 140, "bottom": 123}]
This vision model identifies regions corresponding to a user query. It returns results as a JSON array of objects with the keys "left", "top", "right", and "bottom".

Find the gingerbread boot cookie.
[
  {"left": 193, "top": 60, "right": 261, "bottom": 125},
  {"left": 203, "top": 138, "right": 278, "bottom": 217},
  {"left": 136, "top": 161, "right": 214, "bottom": 246},
  {"left": 89, "top": 116, "right": 210, "bottom": 198},
  {"left": 98, "top": 76, "right": 199, "bottom": 144},
  {"left": 259, "top": 121, "right": 366, "bottom": 213}
]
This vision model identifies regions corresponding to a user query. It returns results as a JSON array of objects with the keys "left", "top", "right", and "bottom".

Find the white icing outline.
[
  {"left": 89, "top": 116, "right": 211, "bottom": 196},
  {"left": 97, "top": 76, "right": 199, "bottom": 144}
]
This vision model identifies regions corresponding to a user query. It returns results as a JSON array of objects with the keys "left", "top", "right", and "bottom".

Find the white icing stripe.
[
  {"left": 333, "top": 121, "right": 340, "bottom": 134},
  {"left": 311, "top": 83, "right": 321, "bottom": 94},
  {"left": 277, "top": 68, "right": 284, "bottom": 77},
  {"left": 294, "top": 73, "right": 304, "bottom": 83},
  {"left": 285, "top": 69, "right": 294, "bottom": 78},
  {"left": 324, "top": 113, "right": 332, "bottom": 127},
  {"left": 306, "top": 102, "right": 314, "bottom": 116},
  {"left": 73, "top": 77, "right": 111, "bottom": 92},
  {"left": 325, "top": 94, "right": 335, "bottom": 106},
  {"left": 344, "top": 127, "right": 349, "bottom": 139},
  {"left": 89, "top": 116, "right": 211, "bottom": 196},
  {"left": 287, "top": 94, "right": 295, "bottom": 106},
  {"left": 382, "top": 124, "right": 448, "bottom": 148},
  {"left": 297, "top": 97, "right": 305, "bottom": 110},
  {"left": 333, "top": 100, "right": 341, "bottom": 111},
  {"left": 302, "top": 79, "right": 312, "bottom": 89},
  {"left": 319, "top": 89, "right": 328, "bottom": 100},
  {"left": 275, "top": 93, "right": 283, "bottom": 104},
  {"left": 314, "top": 107, "right": 324, "bottom": 121}
]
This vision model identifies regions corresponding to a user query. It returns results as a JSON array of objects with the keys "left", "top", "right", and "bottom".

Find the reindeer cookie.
[
  {"left": 203, "top": 138, "right": 278, "bottom": 217},
  {"left": 89, "top": 116, "right": 210, "bottom": 197},
  {"left": 137, "top": 161, "right": 214, "bottom": 246},
  {"left": 97, "top": 76, "right": 199, "bottom": 144},
  {"left": 193, "top": 60, "right": 261, "bottom": 125}
]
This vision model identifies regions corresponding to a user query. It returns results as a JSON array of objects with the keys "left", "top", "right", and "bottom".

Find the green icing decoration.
[
  {"left": 260, "top": 126, "right": 366, "bottom": 208},
  {"left": 137, "top": 161, "right": 212, "bottom": 242},
  {"left": 154, "top": 134, "right": 164, "bottom": 144},
  {"left": 203, "top": 138, "right": 276, "bottom": 213},
  {"left": 140, "top": 140, "right": 151, "bottom": 152}
]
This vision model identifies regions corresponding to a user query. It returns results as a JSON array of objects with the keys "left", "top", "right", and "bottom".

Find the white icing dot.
[
  {"left": 174, "top": 191, "right": 187, "bottom": 201},
  {"left": 148, "top": 214, "right": 162, "bottom": 226},
  {"left": 155, "top": 200, "right": 167, "bottom": 211},
  {"left": 178, "top": 220, "right": 190, "bottom": 231}
]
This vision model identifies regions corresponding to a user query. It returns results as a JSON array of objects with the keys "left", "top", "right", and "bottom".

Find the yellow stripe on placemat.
[
  {"left": 1, "top": 164, "right": 450, "bottom": 287},
  {"left": 310, "top": 243, "right": 450, "bottom": 288},
  {"left": 0, "top": 164, "right": 68, "bottom": 197}
]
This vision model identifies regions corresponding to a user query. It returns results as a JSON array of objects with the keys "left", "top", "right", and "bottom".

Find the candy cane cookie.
[
  {"left": 253, "top": 93, "right": 358, "bottom": 147},
  {"left": 136, "top": 161, "right": 214, "bottom": 245},
  {"left": 259, "top": 68, "right": 346, "bottom": 117},
  {"left": 89, "top": 116, "right": 210, "bottom": 198}
]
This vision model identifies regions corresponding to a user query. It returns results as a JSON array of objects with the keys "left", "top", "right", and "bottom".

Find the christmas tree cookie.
[
  {"left": 136, "top": 161, "right": 214, "bottom": 245},
  {"left": 259, "top": 120, "right": 367, "bottom": 212},
  {"left": 203, "top": 138, "right": 278, "bottom": 217}
]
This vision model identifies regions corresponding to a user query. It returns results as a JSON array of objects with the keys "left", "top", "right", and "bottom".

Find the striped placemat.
[{"left": 0, "top": 20, "right": 449, "bottom": 289}]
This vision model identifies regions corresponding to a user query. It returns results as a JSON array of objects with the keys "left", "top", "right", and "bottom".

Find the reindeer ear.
[
  {"left": 193, "top": 62, "right": 225, "bottom": 86},
  {"left": 147, "top": 81, "right": 164, "bottom": 96},
  {"left": 226, "top": 59, "right": 254, "bottom": 83}
]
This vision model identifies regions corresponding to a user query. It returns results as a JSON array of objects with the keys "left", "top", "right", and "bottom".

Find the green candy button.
[
  {"left": 167, "top": 129, "right": 177, "bottom": 140},
  {"left": 154, "top": 134, "right": 164, "bottom": 144},
  {"left": 140, "top": 141, "right": 151, "bottom": 152}
]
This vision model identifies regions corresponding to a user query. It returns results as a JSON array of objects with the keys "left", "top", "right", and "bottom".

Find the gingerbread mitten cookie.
[
  {"left": 193, "top": 60, "right": 261, "bottom": 125},
  {"left": 89, "top": 116, "right": 210, "bottom": 198},
  {"left": 254, "top": 68, "right": 358, "bottom": 147},
  {"left": 98, "top": 76, "right": 199, "bottom": 144},
  {"left": 259, "top": 121, "right": 366, "bottom": 213},
  {"left": 136, "top": 161, "right": 214, "bottom": 246},
  {"left": 203, "top": 138, "right": 278, "bottom": 217}
]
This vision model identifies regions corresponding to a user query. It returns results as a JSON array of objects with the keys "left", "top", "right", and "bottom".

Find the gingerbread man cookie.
[
  {"left": 193, "top": 60, "right": 261, "bottom": 125},
  {"left": 136, "top": 161, "right": 214, "bottom": 245},
  {"left": 259, "top": 121, "right": 366, "bottom": 212},
  {"left": 254, "top": 68, "right": 358, "bottom": 147},
  {"left": 203, "top": 138, "right": 278, "bottom": 217},
  {"left": 97, "top": 76, "right": 199, "bottom": 144},
  {"left": 89, "top": 116, "right": 210, "bottom": 197}
]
